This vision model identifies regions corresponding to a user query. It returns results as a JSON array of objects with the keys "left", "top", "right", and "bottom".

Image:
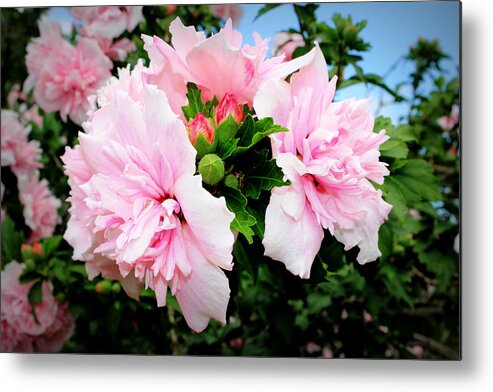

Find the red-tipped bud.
[
  {"left": 21, "top": 242, "right": 44, "bottom": 257},
  {"left": 188, "top": 113, "right": 215, "bottom": 144},
  {"left": 214, "top": 93, "right": 245, "bottom": 125}
]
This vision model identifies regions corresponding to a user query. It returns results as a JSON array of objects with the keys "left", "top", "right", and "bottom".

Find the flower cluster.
[
  {"left": 1, "top": 262, "right": 74, "bottom": 353},
  {"left": 23, "top": 7, "right": 143, "bottom": 125},
  {"left": 61, "top": 16, "right": 391, "bottom": 332},
  {"left": 1, "top": 110, "right": 60, "bottom": 243}
]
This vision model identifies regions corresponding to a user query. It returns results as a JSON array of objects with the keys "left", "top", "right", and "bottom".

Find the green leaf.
[
  {"left": 19, "top": 270, "right": 42, "bottom": 284},
  {"left": 223, "top": 188, "right": 256, "bottom": 244},
  {"left": 215, "top": 115, "right": 240, "bottom": 159},
  {"left": 318, "top": 280, "right": 345, "bottom": 298},
  {"left": 41, "top": 235, "right": 63, "bottom": 258},
  {"left": 418, "top": 250, "right": 457, "bottom": 293},
  {"left": 1, "top": 215, "right": 25, "bottom": 264},
  {"left": 234, "top": 116, "right": 287, "bottom": 155},
  {"left": 28, "top": 280, "right": 43, "bottom": 304},
  {"left": 254, "top": 4, "right": 282, "bottom": 20},
  {"left": 380, "top": 177, "right": 407, "bottom": 219},
  {"left": 394, "top": 159, "right": 443, "bottom": 201},
  {"left": 243, "top": 149, "right": 288, "bottom": 199},
  {"left": 307, "top": 291, "right": 332, "bottom": 314},
  {"left": 380, "top": 139, "right": 409, "bottom": 159},
  {"left": 27, "top": 280, "right": 43, "bottom": 325},
  {"left": 194, "top": 133, "right": 215, "bottom": 160},
  {"left": 181, "top": 83, "right": 205, "bottom": 121},
  {"left": 246, "top": 205, "right": 265, "bottom": 239},
  {"left": 232, "top": 239, "right": 256, "bottom": 279},
  {"left": 379, "top": 264, "right": 413, "bottom": 307}
]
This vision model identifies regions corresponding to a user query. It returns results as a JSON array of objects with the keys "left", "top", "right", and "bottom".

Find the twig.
[{"left": 412, "top": 332, "right": 459, "bottom": 359}]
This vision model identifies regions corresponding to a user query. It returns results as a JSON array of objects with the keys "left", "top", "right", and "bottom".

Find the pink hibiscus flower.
[
  {"left": 142, "top": 17, "right": 316, "bottom": 109},
  {"left": 210, "top": 4, "right": 244, "bottom": 25},
  {"left": 71, "top": 6, "right": 143, "bottom": 40},
  {"left": 18, "top": 172, "right": 61, "bottom": 243},
  {"left": 272, "top": 32, "right": 305, "bottom": 61},
  {"left": 1, "top": 262, "right": 74, "bottom": 353},
  {"left": 94, "top": 37, "right": 137, "bottom": 62},
  {"left": 25, "top": 18, "right": 112, "bottom": 125},
  {"left": 0, "top": 110, "right": 42, "bottom": 178},
  {"left": 253, "top": 46, "right": 392, "bottom": 278},
  {"left": 437, "top": 104, "right": 459, "bottom": 132},
  {"left": 62, "top": 85, "right": 235, "bottom": 332}
]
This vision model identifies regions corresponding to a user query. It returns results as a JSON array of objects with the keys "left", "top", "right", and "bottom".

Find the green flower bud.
[
  {"left": 224, "top": 174, "right": 239, "bottom": 189},
  {"left": 198, "top": 154, "right": 225, "bottom": 185}
]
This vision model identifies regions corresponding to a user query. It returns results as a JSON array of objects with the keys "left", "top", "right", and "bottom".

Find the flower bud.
[
  {"left": 95, "top": 280, "right": 112, "bottom": 294},
  {"left": 188, "top": 113, "right": 214, "bottom": 145},
  {"left": 214, "top": 93, "right": 245, "bottom": 125},
  {"left": 224, "top": 174, "right": 239, "bottom": 189},
  {"left": 21, "top": 242, "right": 44, "bottom": 258},
  {"left": 198, "top": 154, "right": 225, "bottom": 185}
]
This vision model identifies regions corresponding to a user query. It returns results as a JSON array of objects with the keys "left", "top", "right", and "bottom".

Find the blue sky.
[
  {"left": 237, "top": 2, "right": 460, "bottom": 122},
  {"left": 48, "top": 2, "right": 460, "bottom": 123}
]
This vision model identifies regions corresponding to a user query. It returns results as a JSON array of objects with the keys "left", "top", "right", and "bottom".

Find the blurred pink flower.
[
  {"left": 62, "top": 85, "right": 235, "bottom": 332},
  {"left": 363, "top": 310, "right": 373, "bottom": 323},
  {"left": 142, "top": 17, "right": 315, "bottom": 109},
  {"left": 254, "top": 45, "right": 391, "bottom": 278},
  {"left": 1, "top": 262, "right": 74, "bottom": 352},
  {"left": 272, "top": 32, "right": 305, "bottom": 61},
  {"left": 437, "top": 104, "right": 459, "bottom": 131},
  {"left": 33, "top": 302, "right": 75, "bottom": 352},
  {"left": 96, "top": 37, "right": 137, "bottom": 62},
  {"left": 306, "top": 341, "right": 321, "bottom": 354},
  {"left": 24, "top": 17, "right": 67, "bottom": 94},
  {"left": 71, "top": 6, "right": 143, "bottom": 40},
  {"left": 322, "top": 346, "right": 334, "bottom": 358},
  {"left": 7, "top": 83, "right": 27, "bottom": 107},
  {"left": 0, "top": 110, "right": 42, "bottom": 177},
  {"left": 20, "top": 105, "right": 43, "bottom": 128},
  {"left": 408, "top": 344, "right": 424, "bottom": 358},
  {"left": 210, "top": 4, "right": 244, "bottom": 25},
  {"left": 25, "top": 18, "right": 112, "bottom": 125},
  {"left": 18, "top": 172, "right": 61, "bottom": 243}
]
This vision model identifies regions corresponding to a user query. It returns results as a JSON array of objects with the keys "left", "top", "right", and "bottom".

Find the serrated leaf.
[
  {"left": 181, "top": 83, "right": 205, "bottom": 121},
  {"left": 246, "top": 205, "right": 265, "bottom": 239},
  {"left": 41, "top": 235, "right": 63, "bottom": 258},
  {"left": 393, "top": 159, "right": 443, "bottom": 202},
  {"left": 380, "top": 139, "right": 409, "bottom": 159},
  {"left": 234, "top": 116, "right": 286, "bottom": 155},
  {"left": 1, "top": 215, "right": 25, "bottom": 264},
  {"left": 223, "top": 188, "right": 256, "bottom": 244},
  {"left": 379, "top": 264, "right": 413, "bottom": 307},
  {"left": 243, "top": 149, "right": 288, "bottom": 199}
]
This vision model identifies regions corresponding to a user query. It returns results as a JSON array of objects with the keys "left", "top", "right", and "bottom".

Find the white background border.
[{"left": 1, "top": 0, "right": 490, "bottom": 391}]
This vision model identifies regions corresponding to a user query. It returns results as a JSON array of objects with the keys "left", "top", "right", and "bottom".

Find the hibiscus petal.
[
  {"left": 263, "top": 185, "right": 324, "bottom": 279},
  {"left": 174, "top": 175, "right": 234, "bottom": 270},
  {"left": 175, "top": 234, "right": 230, "bottom": 332}
]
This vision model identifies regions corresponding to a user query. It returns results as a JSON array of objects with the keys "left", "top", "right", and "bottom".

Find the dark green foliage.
[{"left": 0, "top": 6, "right": 459, "bottom": 359}]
